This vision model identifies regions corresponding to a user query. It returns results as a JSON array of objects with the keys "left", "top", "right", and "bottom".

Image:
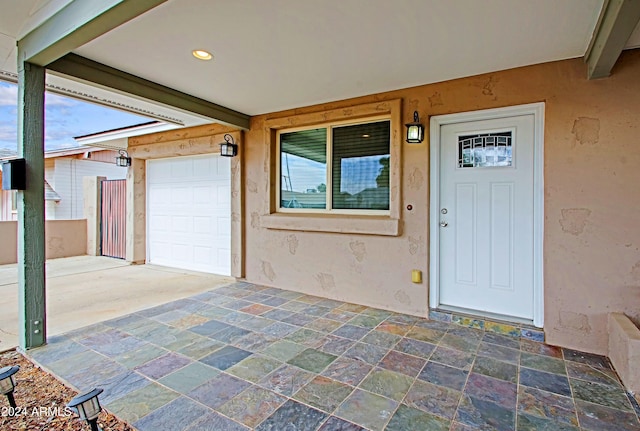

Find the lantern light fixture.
[
  {"left": 220, "top": 134, "right": 238, "bottom": 157},
  {"left": 115, "top": 149, "right": 131, "bottom": 167},
  {"left": 67, "top": 388, "right": 104, "bottom": 431},
  {"left": 0, "top": 365, "right": 19, "bottom": 409},
  {"left": 405, "top": 111, "right": 424, "bottom": 143}
]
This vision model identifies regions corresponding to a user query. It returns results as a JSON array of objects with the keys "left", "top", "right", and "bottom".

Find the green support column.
[{"left": 17, "top": 60, "right": 46, "bottom": 350}]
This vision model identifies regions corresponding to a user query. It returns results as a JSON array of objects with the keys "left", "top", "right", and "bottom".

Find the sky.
[{"left": 0, "top": 80, "right": 149, "bottom": 153}]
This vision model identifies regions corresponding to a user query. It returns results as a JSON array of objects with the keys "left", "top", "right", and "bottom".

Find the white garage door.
[{"left": 147, "top": 154, "right": 231, "bottom": 275}]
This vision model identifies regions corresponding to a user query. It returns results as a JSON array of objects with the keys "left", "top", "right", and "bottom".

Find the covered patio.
[{"left": 27, "top": 282, "right": 640, "bottom": 431}]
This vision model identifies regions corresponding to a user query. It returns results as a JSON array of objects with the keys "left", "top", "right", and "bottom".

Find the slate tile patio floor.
[{"left": 28, "top": 282, "right": 640, "bottom": 431}]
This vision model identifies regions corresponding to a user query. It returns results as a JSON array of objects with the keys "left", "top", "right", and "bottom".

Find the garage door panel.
[{"left": 147, "top": 154, "right": 231, "bottom": 275}]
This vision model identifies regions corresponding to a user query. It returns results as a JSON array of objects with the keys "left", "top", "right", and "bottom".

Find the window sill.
[{"left": 261, "top": 213, "right": 400, "bottom": 236}]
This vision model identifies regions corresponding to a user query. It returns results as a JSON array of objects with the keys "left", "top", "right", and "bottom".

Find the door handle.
[{"left": 440, "top": 221, "right": 448, "bottom": 227}]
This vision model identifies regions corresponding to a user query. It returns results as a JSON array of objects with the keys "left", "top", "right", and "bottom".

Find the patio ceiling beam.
[
  {"left": 585, "top": 0, "right": 640, "bottom": 79},
  {"left": 47, "top": 54, "right": 250, "bottom": 129},
  {"left": 17, "top": 0, "right": 168, "bottom": 67}
]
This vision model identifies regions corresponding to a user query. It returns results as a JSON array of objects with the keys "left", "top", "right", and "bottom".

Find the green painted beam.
[
  {"left": 17, "top": 60, "right": 46, "bottom": 350},
  {"left": 18, "top": 0, "right": 168, "bottom": 66},
  {"left": 47, "top": 54, "right": 250, "bottom": 129},
  {"left": 585, "top": 0, "right": 640, "bottom": 79}
]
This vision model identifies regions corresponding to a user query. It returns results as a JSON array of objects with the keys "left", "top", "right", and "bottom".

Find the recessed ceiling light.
[
  {"left": 362, "top": 134, "right": 371, "bottom": 138},
  {"left": 192, "top": 50, "right": 213, "bottom": 60}
]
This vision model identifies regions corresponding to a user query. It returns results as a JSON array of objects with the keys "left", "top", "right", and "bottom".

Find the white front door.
[{"left": 431, "top": 105, "right": 543, "bottom": 324}]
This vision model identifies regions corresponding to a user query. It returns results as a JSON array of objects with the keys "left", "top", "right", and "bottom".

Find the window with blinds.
[{"left": 278, "top": 119, "right": 391, "bottom": 212}]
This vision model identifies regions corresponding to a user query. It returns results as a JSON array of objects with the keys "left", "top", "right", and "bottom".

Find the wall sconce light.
[
  {"left": 220, "top": 134, "right": 238, "bottom": 157},
  {"left": 67, "top": 388, "right": 104, "bottom": 431},
  {"left": 405, "top": 111, "right": 424, "bottom": 143},
  {"left": 115, "top": 150, "right": 131, "bottom": 167},
  {"left": 0, "top": 365, "right": 20, "bottom": 409}
]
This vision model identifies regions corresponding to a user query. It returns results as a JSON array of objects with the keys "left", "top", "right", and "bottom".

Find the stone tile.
[
  {"left": 570, "top": 378, "right": 634, "bottom": 411},
  {"left": 440, "top": 333, "right": 481, "bottom": 353},
  {"left": 413, "top": 319, "right": 452, "bottom": 331},
  {"left": 171, "top": 314, "right": 210, "bottom": 330},
  {"left": 158, "top": 362, "right": 219, "bottom": 393},
  {"left": 517, "top": 386, "right": 578, "bottom": 426},
  {"left": 321, "top": 356, "right": 373, "bottom": 386},
  {"left": 294, "top": 376, "right": 354, "bottom": 413},
  {"left": 565, "top": 361, "right": 622, "bottom": 386},
  {"left": 105, "top": 383, "right": 179, "bottom": 424},
  {"left": 261, "top": 321, "right": 298, "bottom": 338},
  {"left": 262, "top": 340, "right": 307, "bottom": 362},
  {"left": 521, "top": 328, "right": 545, "bottom": 342},
  {"left": 196, "top": 305, "right": 233, "bottom": 320},
  {"left": 378, "top": 350, "right": 426, "bottom": 378},
  {"left": 430, "top": 346, "right": 475, "bottom": 371},
  {"left": 405, "top": 379, "right": 461, "bottom": 419},
  {"left": 262, "top": 296, "right": 290, "bottom": 307},
  {"left": 482, "top": 332, "right": 521, "bottom": 350},
  {"left": 305, "top": 318, "right": 343, "bottom": 333},
  {"left": 134, "top": 396, "right": 211, "bottom": 431},
  {"left": 135, "top": 352, "right": 191, "bottom": 379},
  {"left": 240, "top": 303, "right": 273, "bottom": 315},
  {"left": 287, "top": 348, "right": 337, "bottom": 373},
  {"left": 28, "top": 340, "right": 87, "bottom": 365},
  {"left": 472, "top": 356, "right": 518, "bottom": 383},
  {"left": 521, "top": 352, "right": 566, "bottom": 375},
  {"left": 361, "top": 330, "right": 401, "bottom": 349},
  {"left": 209, "top": 326, "right": 251, "bottom": 344},
  {"left": 233, "top": 331, "right": 277, "bottom": 352},
  {"left": 236, "top": 316, "right": 275, "bottom": 332},
  {"left": 219, "top": 311, "right": 253, "bottom": 325},
  {"left": 452, "top": 315, "right": 485, "bottom": 330},
  {"left": 428, "top": 310, "right": 452, "bottom": 323},
  {"left": 520, "top": 339, "right": 563, "bottom": 358},
  {"left": 361, "top": 308, "right": 393, "bottom": 320},
  {"left": 376, "top": 322, "right": 412, "bottom": 336},
  {"left": 200, "top": 345, "right": 252, "bottom": 370},
  {"left": 315, "top": 335, "right": 356, "bottom": 356},
  {"left": 343, "top": 342, "right": 388, "bottom": 365},
  {"left": 227, "top": 354, "right": 282, "bottom": 383},
  {"left": 394, "top": 338, "right": 436, "bottom": 359},
  {"left": 519, "top": 368, "right": 571, "bottom": 397},
  {"left": 349, "top": 314, "right": 385, "bottom": 329},
  {"left": 562, "top": 348, "right": 611, "bottom": 369},
  {"left": 187, "top": 373, "right": 251, "bottom": 409},
  {"left": 78, "top": 328, "right": 129, "bottom": 348},
  {"left": 418, "top": 361, "right": 469, "bottom": 391},
  {"left": 447, "top": 326, "right": 484, "bottom": 340},
  {"left": 325, "top": 311, "right": 358, "bottom": 323},
  {"left": 218, "top": 385, "right": 286, "bottom": 428},
  {"left": 477, "top": 341, "right": 520, "bottom": 364},
  {"left": 286, "top": 328, "right": 325, "bottom": 345},
  {"left": 279, "top": 301, "right": 310, "bottom": 313},
  {"left": 301, "top": 305, "right": 332, "bottom": 317},
  {"left": 225, "top": 299, "right": 254, "bottom": 310},
  {"left": 359, "top": 368, "right": 413, "bottom": 401},
  {"left": 575, "top": 399, "right": 640, "bottom": 431},
  {"left": 387, "top": 313, "right": 422, "bottom": 326},
  {"left": 386, "top": 404, "right": 450, "bottom": 431},
  {"left": 455, "top": 395, "right": 515, "bottom": 431},
  {"left": 317, "top": 416, "right": 365, "bottom": 431},
  {"left": 282, "top": 313, "right": 316, "bottom": 327},
  {"left": 405, "top": 326, "right": 446, "bottom": 344},
  {"left": 335, "top": 389, "right": 398, "bottom": 431},
  {"left": 516, "top": 412, "right": 580, "bottom": 431},
  {"left": 331, "top": 324, "right": 370, "bottom": 341},
  {"left": 316, "top": 298, "right": 344, "bottom": 309},
  {"left": 297, "top": 294, "right": 325, "bottom": 304},
  {"left": 484, "top": 321, "right": 520, "bottom": 338},
  {"left": 185, "top": 412, "right": 250, "bottom": 431},
  {"left": 259, "top": 364, "right": 315, "bottom": 396},
  {"left": 338, "top": 303, "right": 368, "bottom": 313},
  {"left": 176, "top": 337, "right": 224, "bottom": 360},
  {"left": 98, "top": 370, "right": 151, "bottom": 406},
  {"left": 256, "top": 399, "right": 327, "bottom": 431},
  {"left": 113, "top": 343, "right": 167, "bottom": 368},
  {"left": 464, "top": 373, "right": 517, "bottom": 409},
  {"left": 450, "top": 422, "right": 478, "bottom": 431}
]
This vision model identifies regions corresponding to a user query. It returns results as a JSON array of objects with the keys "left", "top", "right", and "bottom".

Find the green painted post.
[{"left": 17, "top": 60, "right": 46, "bottom": 349}]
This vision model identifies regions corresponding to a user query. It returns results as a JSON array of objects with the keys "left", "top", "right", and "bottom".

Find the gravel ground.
[{"left": 0, "top": 350, "right": 133, "bottom": 431}]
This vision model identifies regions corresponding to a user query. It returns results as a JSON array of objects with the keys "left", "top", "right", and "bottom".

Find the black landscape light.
[
  {"left": 67, "top": 388, "right": 104, "bottom": 431},
  {"left": 0, "top": 365, "right": 19, "bottom": 409}
]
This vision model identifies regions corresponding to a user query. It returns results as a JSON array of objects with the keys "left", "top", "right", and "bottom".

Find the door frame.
[{"left": 429, "top": 103, "right": 545, "bottom": 327}]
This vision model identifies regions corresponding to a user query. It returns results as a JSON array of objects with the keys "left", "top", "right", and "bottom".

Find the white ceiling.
[{"left": 2, "top": 0, "right": 637, "bottom": 122}]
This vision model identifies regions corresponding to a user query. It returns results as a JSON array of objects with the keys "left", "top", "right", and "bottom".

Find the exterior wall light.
[
  {"left": 0, "top": 365, "right": 20, "bottom": 409},
  {"left": 67, "top": 388, "right": 104, "bottom": 431},
  {"left": 405, "top": 111, "right": 424, "bottom": 143},
  {"left": 220, "top": 134, "right": 238, "bottom": 157},
  {"left": 115, "top": 150, "right": 131, "bottom": 167}
]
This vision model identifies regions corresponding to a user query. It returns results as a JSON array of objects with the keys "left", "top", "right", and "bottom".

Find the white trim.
[{"left": 429, "top": 102, "right": 545, "bottom": 328}]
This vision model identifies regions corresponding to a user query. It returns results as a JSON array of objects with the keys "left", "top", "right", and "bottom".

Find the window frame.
[
  {"left": 276, "top": 115, "right": 391, "bottom": 215},
  {"left": 262, "top": 99, "right": 403, "bottom": 236}
]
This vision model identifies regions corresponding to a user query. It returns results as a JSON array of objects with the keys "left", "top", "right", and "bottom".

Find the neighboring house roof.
[
  {"left": 73, "top": 120, "right": 179, "bottom": 150},
  {"left": 44, "top": 180, "right": 61, "bottom": 202}
]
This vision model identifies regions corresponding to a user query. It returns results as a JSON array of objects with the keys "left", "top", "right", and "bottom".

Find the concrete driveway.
[{"left": 0, "top": 256, "right": 234, "bottom": 352}]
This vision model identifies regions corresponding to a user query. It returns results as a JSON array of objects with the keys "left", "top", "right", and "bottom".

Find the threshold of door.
[{"left": 431, "top": 306, "right": 544, "bottom": 342}]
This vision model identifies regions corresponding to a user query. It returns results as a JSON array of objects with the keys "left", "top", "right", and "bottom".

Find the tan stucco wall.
[
  {"left": 241, "top": 50, "right": 640, "bottom": 355},
  {"left": 0, "top": 219, "right": 87, "bottom": 264}
]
